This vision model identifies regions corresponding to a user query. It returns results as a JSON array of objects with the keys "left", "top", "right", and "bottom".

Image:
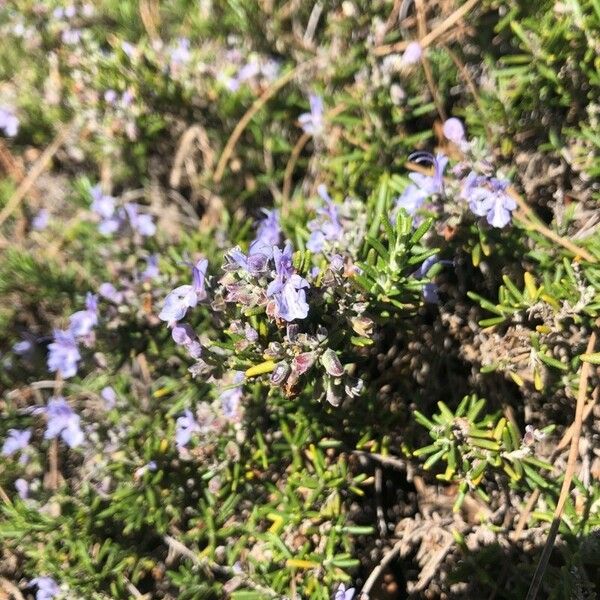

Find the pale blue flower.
[
  {"left": 0, "top": 106, "right": 19, "bottom": 137},
  {"left": 30, "top": 577, "right": 60, "bottom": 600},
  {"left": 225, "top": 247, "right": 269, "bottom": 274},
  {"left": 273, "top": 276, "right": 309, "bottom": 322},
  {"left": 13, "top": 339, "right": 33, "bottom": 355},
  {"left": 98, "top": 282, "right": 123, "bottom": 304},
  {"left": 249, "top": 209, "right": 281, "bottom": 257},
  {"left": 394, "top": 152, "right": 448, "bottom": 216},
  {"left": 307, "top": 185, "right": 343, "bottom": 252},
  {"left": 463, "top": 173, "right": 516, "bottom": 228},
  {"left": 91, "top": 185, "right": 115, "bottom": 218},
  {"left": 299, "top": 94, "right": 324, "bottom": 135},
  {"left": 175, "top": 409, "right": 200, "bottom": 448},
  {"left": 443, "top": 117, "right": 465, "bottom": 144},
  {"left": 44, "top": 397, "right": 84, "bottom": 448},
  {"left": 171, "top": 323, "right": 202, "bottom": 359},
  {"left": 47, "top": 330, "right": 80, "bottom": 378},
  {"left": 171, "top": 38, "right": 191, "bottom": 65},
  {"left": 220, "top": 372, "right": 244, "bottom": 420},
  {"left": 100, "top": 386, "right": 117, "bottom": 409},
  {"left": 402, "top": 41, "right": 422, "bottom": 65},
  {"left": 142, "top": 255, "right": 160, "bottom": 280},
  {"left": 32, "top": 209, "right": 50, "bottom": 231},
  {"left": 266, "top": 242, "right": 295, "bottom": 295},
  {"left": 159, "top": 259, "right": 208, "bottom": 322},
  {"left": 124, "top": 203, "right": 156, "bottom": 236},
  {"left": 333, "top": 583, "right": 355, "bottom": 600},
  {"left": 2, "top": 428, "right": 31, "bottom": 456},
  {"left": 15, "top": 478, "right": 29, "bottom": 499},
  {"left": 159, "top": 285, "right": 197, "bottom": 322},
  {"left": 69, "top": 293, "right": 98, "bottom": 337}
]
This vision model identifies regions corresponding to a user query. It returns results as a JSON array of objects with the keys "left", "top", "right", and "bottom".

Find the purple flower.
[
  {"left": 299, "top": 94, "right": 324, "bottom": 136},
  {"left": 225, "top": 59, "right": 261, "bottom": 91},
  {"left": 90, "top": 185, "right": 116, "bottom": 218},
  {"left": 220, "top": 373, "right": 244, "bottom": 420},
  {"left": 414, "top": 255, "right": 452, "bottom": 304},
  {"left": 32, "top": 209, "right": 50, "bottom": 231},
  {"left": 44, "top": 397, "right": 84, "bottom": 448},
  {"left": 333, "top": 583, "right": 355, "bottom": 600},
  {"left": 98, "top": 216, "right": 120, "bottom": 235},
  {"left": 2, "top": 429, "right": 31, "bottom": 456},
  {"left": 306, "top": 185, "right": 343, "bottom": 252},
  {"left": 142, "top": 255, "right": 160, "bottom": 280},
  {"left": 15, "top": 478, "right": 29, "bottom": 500},
  {"left": 99, "top": 282, "right": 124, "bottom": 304},
  {"left": 402, "top": 41, "right": 422, "bottom": 65},
  {"left": 261, "top": 59, "right": 280, "bottom": 81},
  {"left": 134, "top": 460, "right": 157, "bottom": 479},
  {"left": 100, "top": 386, "right": 117, "bottom": 409},
  {"left": 191, "top": 258, "right": 209, "bottom": 300},
  {"left": 121, "top": 90, "right": 134, "bottom": 108},
  {"left": 47, "top": 330, "right": 80, "bottom": 378},
  {"left": 443, "top": 117, "right": 465, "bottom": 145},
  {"left": 13, "top": 339, "right": 33, "bottom": 355},
  {"left": 124, "top": 203, "right": 156, "bottom": 236},
  {"left": 264, "top": 243, "right": 310, "bottom": 322},
  {"left": 273, "top": 277, "right": 309, "bottom": 322},
  {"left": 121, "top": 41, "right": 136, "bottom": 57},
  {"left": 248, "top": 209, "right": 281, "bottom": 257},
  {"left": 104, "top": 89, "right": 118, "bottom": 104},
  {"left": 159, "top": 285, "right": 197, "bottom": 322},
  {"left": 225, "top": 247, "right": 269, "bottom": 274},
  {"left": 244, "top": 323, "right": 258, "bottom": 342},
  {"left": 0, "top": 107, "right": 19, "bottom": 137},
  {"left": 171, "top": 38, "right": 191, "bottom": 65},
  {"left": 175, "top": 409, "right": 200, "bottom": 448},
  {"left": 171, "top": 323, "right": 202, "bottom": 359},
  {"left": 30, "top": 577, "right": 60, "bottom": 600},
  {"left": 69, "top": 292, "right": 98, "bottom": 337},
  {"left": 393, "top": 184, "right": 428, "bottom": 216},
  {"left": 394, "top": 152, "right": 448, "bottom": 215},
  {"left": 159, "top": 259, "right": 208, "bottom": 322},
  {"left": 61, "top": 28, "right": 81, "bottom": 44},
  {"left": 266, "top": 242, "right": 295, "bottom": 295},
  {"left": 463, "top": 174, "right": 516, "bottom": 228}
]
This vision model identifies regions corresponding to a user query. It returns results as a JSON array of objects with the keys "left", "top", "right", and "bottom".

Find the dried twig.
[
  {"left": 359, "top": 539, "right": 403, "bottom": 599},
  {"left": 0, "top": 577, "right": 26, "bottom": 600},
  {"left": 0, "top": 124, "right": 71, "bottom": 230},
  {"left": 414, "top": 0, "right": 446, "bottom": 122},
  {"left": 513, "top": 385, "right": 599, "bottom": 540},
  {"left": 525, "top": 328, "right": 597, "bottom": 600},
  {"left": 282, "top": 131, "right": 311, "bottom": 209},
  {"left": 0, "top": 485, "right": 11, "bottom": 505},
  {"left": 352, "top": 450, "right": 407, "bottom": 472},
  {"left": 373, "top": 0, "right": 481, "bottom": 56},
  {"left": 509, "top": 189, "right": 597, "bottom": 263},
  {"left": 163, "top": 535, "right": 283, "bottom": 598},
  {"left": 213, "top": 58, "right": 318, "bottom": 183}
]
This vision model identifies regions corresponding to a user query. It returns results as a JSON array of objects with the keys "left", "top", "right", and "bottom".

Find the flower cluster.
[
  {"left": 47, "top": 292, "right": 98, "bottom": 378},
  {"left": 90, "top": 184, "right": 155, "bottom": 237},
  {"left": 394, "top": 118, "right": 517, "bottom": 229}
]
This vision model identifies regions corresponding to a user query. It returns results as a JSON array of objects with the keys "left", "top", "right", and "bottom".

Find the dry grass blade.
[
  {"left": 373, "top": 0, "right": 481, "bottom": 56},
  {"left": 525, "top": 328, "right": 597, "bottom": 600},
  {"left": 0, "top": 124, "right": 71, "bottom": 230},
  {"left": 213, "top": 57, "right": 318, "bottom": 183},
  {"left": 512, "top": 386, "right": 598, "bottom": 540}
]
